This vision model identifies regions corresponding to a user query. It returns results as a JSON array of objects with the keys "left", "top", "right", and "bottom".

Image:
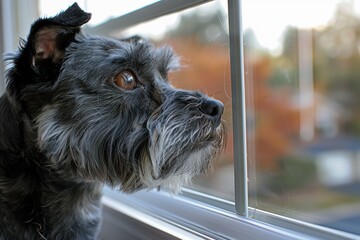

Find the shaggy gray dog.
[{"left": 0, "top": 3, "right": 225, "bottom": 239}]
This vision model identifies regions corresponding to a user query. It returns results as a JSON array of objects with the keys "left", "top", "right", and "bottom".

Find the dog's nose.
[{"left": 199, "top": 98, "right": 224, "bottom": 125}]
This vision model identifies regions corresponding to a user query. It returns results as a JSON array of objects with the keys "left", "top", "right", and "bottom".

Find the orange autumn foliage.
[{"left": 247, "top": 56, "right": 299, "bottom": 170}]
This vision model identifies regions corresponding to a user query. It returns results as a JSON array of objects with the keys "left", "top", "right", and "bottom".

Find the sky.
[
  {"left": 39, "top": 0, "right": 360, "bottom": 51},
  {"left": 242, "top": 0, "right": 360, "bottom": 52}
]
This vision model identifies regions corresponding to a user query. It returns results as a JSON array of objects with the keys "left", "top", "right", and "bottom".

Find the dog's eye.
[{"left": 113, "top": 71, "right": 137, "bottom": 90}]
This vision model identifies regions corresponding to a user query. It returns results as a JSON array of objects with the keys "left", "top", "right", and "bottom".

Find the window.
[{"left": 3, "top": 0, "right": 359, "bottom": 239}]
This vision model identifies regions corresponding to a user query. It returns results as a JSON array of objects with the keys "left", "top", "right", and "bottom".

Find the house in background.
[{"left": 305, "top": 136, "right": 360, "bottom": 188}]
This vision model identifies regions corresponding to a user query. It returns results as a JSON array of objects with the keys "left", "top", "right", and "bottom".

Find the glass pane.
[
  {"left": 87, "top": 0, "right": 234, "bottom": 201},
  {"left": 244, "top": 0, "right": 360, "bottom": 235}
]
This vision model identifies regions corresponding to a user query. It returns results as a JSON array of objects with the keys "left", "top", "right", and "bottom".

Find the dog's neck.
[{"left": 0, "top": 94, "right": 102, "bottom": 238}]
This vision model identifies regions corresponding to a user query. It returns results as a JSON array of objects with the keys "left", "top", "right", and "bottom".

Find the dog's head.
[{"left": 7, "top": 3, "right": 226, "bottom": 192}]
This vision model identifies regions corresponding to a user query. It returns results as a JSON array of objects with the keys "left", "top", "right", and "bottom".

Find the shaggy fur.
[{"left": 0, "top": 3, "right": 225, "bottom": 239}]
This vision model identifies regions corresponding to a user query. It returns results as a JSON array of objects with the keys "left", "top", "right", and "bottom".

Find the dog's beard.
[
  {"left": 143, "top": 100, "right": 226, "bottom": 192},
  {"left": 143, "top": 126, "right": 225, "bottom": 192}
]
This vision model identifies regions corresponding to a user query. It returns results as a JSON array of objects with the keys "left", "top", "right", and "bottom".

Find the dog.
[{"left": 0, "top": 3, "right": 225, "bottom": 239}]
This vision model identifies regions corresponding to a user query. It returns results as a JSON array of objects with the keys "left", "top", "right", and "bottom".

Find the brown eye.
[{"left": 113, "top": 71, "right": 137, "bottom": 90}]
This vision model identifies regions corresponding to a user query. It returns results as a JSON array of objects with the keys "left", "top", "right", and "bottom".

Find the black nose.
[{"left": 199, "top": 98, "right": 224, "bottom": 122}]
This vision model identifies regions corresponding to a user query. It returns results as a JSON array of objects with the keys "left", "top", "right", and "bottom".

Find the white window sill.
[{"left": 100, "top": 188, "right": 358, "bottom": 240}]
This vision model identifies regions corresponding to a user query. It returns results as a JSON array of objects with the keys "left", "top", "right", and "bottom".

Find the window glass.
[{"left": 244, "top": 0, "right": 360, "bottom": 235}]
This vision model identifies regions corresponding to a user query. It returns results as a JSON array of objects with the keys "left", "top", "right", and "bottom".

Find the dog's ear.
[{"left": 28, "top": 3, "right": 91, "bottom": 67}]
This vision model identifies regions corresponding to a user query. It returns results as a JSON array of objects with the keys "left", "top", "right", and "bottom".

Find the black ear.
[
  {"left": 28, "top": 3, "right": 91, "bottom": 66},
  {"left": 5, "top": 3, "right": 90, "bottom": 112}
]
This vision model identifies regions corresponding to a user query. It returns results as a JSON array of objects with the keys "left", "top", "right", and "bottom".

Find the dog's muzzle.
[{"left": 143, "top": 89, "right": 226, "bottom": 191}]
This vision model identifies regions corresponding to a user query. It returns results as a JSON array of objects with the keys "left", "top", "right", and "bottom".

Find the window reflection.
[{"left": 245, "top": 0, "right": 360, "bottom": 235}]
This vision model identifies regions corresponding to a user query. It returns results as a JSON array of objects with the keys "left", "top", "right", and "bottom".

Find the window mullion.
[
  {"left": 85, "top": 0, "right": 213, "bottom": 36},
  {"left": 228, "top": 0, "right": 248, "bottom": 217}
]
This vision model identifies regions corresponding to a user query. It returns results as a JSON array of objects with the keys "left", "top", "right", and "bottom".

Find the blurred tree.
[
  {"left": 244, "top": 54, "right": 299, "bottom": 170},
  {"left": 166, "top": 9, "right": 228, "bottom": 45},
  {"left": 313, "top": 1, "right": 360, "bottom": 136}
]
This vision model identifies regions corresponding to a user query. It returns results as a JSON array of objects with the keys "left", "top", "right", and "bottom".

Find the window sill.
[{"left": 99, "top": 188, "right": 340, "bottom": 240}]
